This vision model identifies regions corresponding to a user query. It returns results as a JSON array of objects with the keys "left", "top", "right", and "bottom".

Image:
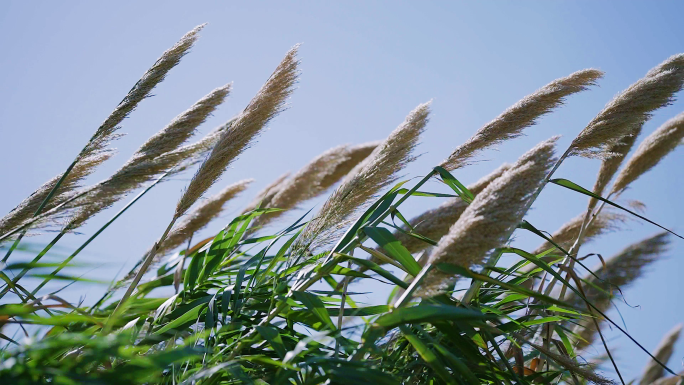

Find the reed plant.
[{"left": 2, "top": 27, "right": 684, "bottom": 385}]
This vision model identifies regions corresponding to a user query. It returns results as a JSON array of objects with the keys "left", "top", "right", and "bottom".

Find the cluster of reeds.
[{"left": 1, "top": 27, "right": 684, "bottom": 385}]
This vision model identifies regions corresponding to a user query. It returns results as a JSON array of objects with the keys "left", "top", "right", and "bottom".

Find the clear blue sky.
[{"left": 1, "top": 1, "right": 683, "bottom": 380}]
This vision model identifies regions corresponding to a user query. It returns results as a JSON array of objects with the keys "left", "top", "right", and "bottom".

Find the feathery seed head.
[
  {"left": 570, "top": 57, "right": 684, "bottom": 159},
  {"left": 441, "top": 69, "right": 601, "bottom": 170},
  {"left": 319, "top": 141, "right": 381, "bottom": 189},
  {"left": 417, "top": 137, "right": 558, "bottom": 297},
  {"left": 295, "top": 102, "right": 430, "bottom": 253},
  {"left": 242, "top": 172, "right": 291, "bottom": 214},
  {"left": 81, "top": 24, "right": 205, "bottom": 164},
  {"left": 175, "top": 45, "right": 300, "bottom": 218},
  {"left": 253, "top": 141, "right": 379, "bottom": 229},
  {"left": 532, "top": 212, "right": 624, "bottom": 256},
  {"left": 391, "top": 163, "right": 511, "bottom": 254},
  {"left": 135, "top": 84, "right": 231, "bottom": 163},
  {"left": 0, "top": 151, "right": 114, "bottom": 235},
  {"left": 0, "top": 25, "right": 206, "bottom": 236},
  {"left": 646, "top": 53, "right": 684, "bottom": 78},
  {"left": 65, "top": 85, "right": 231, "bottom": 230},
  {"left": 611, "top": 112, "right": 684, "bottom": 193}
]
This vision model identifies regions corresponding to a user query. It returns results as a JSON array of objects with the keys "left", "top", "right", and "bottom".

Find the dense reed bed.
[{"left": 1, "top": 27, "right": 683, "bottom": 385}]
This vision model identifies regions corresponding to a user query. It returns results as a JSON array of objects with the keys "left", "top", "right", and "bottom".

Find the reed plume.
[
  {"left": 390, "top": 164, "right": 510, "bottom": 254},
  {"left": 640, "top": 324, "right": 682, "bottom": 385},
  {"left": 611, "top": 112, "right": 684, "bottom": 194},
  {"left": 0, "top": 152, "right": 114, "bottom": 236},
  {"left": 569, "top": 232, "right": 670, "bottom": 349},
  {"left": 0, "top": 26, "right": 204, "bottom": 237},
  {"left": 175, "top": 45, "right": 300, "bottom": 218},
  {"left": 242, "top": 172, "right": 291, "bottom": 214},
  {"left": 588, "top": 55, "right": 684, "bottom": 209},
  {"left": 318, "top": 141, "right": 380, "bottom": 189},
  {"left": 252, "top": 141, "right": 379, "bottom": 228},
  {"left": 417, "top": 137, "right": 557, "bottom": 297},
  {"left": 441, "top": 69, "right": 601, "bottom": 170},
  {"left": 645, "top": 54, "right": 684, "bottom": 78},
  {"left": 125, "top": 179, "right": 252, "bottom": 280},
  {"left": 295, "top": 102, "right": 430, "bottom": 253},
  {"left": 66, "top": 85, "right": 231, "bottom": 229},
  {"left": 570, "top": 55, "right": 684, "bottom": 159}
]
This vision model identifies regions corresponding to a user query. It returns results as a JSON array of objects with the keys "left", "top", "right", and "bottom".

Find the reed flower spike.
[
  {"left": 391, "top": 164, "right": 510, "bottom": 254},
  {"left": 252, "top": 141, "right": 379, "bottom": 228},
  {"left": 611, "top": 112, "right": 684, "bottom": 194},
  {"left": 417, "top": 137, "right": 557, "bottom": 297},
  {"left": 125, "top": 179, "right": 253, "bottom": 280},
  {"left": 175, "top": 45, "right": 300, "bottom": 218},
  {"left": 570, "top": 55, "right": 684, "bottom": 159},
  {"left": 441, "top": 69, "right": 601, "bottom": 170},
  {"left": 66, "top": 84, "right": 231, "bottom": 230},
  {"left": 0, "top": 25, "right": 205, "bottom": 237},
  {"left": 295, "top": 102, "right": 430, "bottom": 253}
]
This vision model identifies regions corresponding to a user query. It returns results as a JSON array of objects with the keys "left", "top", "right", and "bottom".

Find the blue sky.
[{"left": 1, "top": 1, "right": 683, "bottom": 380}]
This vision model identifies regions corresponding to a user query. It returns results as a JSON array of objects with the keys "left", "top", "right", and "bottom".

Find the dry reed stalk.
[
  {"left": 294, "top": 102, "right": 431, "bottom": 253},
  {"left": 441, "top": 69, "right": 601, "bottom": 170},
  {"left": 611, "top": 112, "right": 684, "bottom": 194},
  {"left": 0, "top": 26, "right": 205, "bottom": 237},
  {"left": 570, "top": 56, "right": 684, "bottom": 159},
  {"left": 569, "top": 232, "right": 670, "bottom": 350},
  {"left": 390, "top": 164, "right": 510, "bottom": 255},
  {"left": 252, "top": 141, "right": 379, "bottom": 228},
  {"left": 66, "top": 85, "right": 231, "bottom": 229},
  {"left": 640, "top": 324, "right": 683, "bottom": 384},
  {"left": 124, "top": 179, "right": 253, "bottom": 280},
  {"left": 416, "top": 137, "right": 557, "bottom": 297},
  {"left": 175, "top": 45, "right": 300, "bottom": 218}
]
